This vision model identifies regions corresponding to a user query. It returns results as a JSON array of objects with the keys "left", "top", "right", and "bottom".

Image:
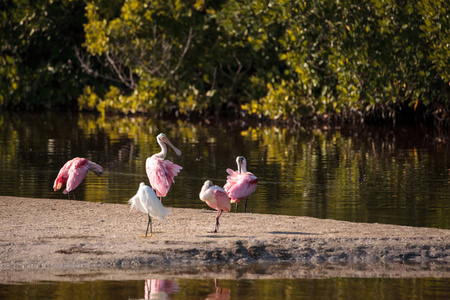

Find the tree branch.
[
  {"left": 172, "top": 27, "right": 194, "bottom": 75},
  {"left": 75, "top": 47, "right": 125, "bottom": 86}
]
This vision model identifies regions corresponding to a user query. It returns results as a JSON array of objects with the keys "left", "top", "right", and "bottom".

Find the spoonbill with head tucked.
[
  {"left": 129, "top": 182, "right": 171, "bottom": 237},
  {"left": 199, "top": 180, "right": 231, "bottom": 233},
  {"left": 146, "top": 133, "right": 182, "bottom": 201},
  {"left": 224, "top": 156, "right": 258, "bottom": 213},
  {"left": 53, "top": 157, "right": 104, "bottom": 200}
]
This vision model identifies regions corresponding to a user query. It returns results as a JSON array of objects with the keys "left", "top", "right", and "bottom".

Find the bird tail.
[
  {"left": 128, "top": 196, "right": 138, "bottom": 211},
  {"left": 149, "top": 204, "right": 172, "bottom": 221}
]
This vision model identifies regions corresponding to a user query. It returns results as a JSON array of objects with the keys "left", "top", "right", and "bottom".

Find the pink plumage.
[
  {"left": 53, "top": 157, "right": 103, "bottom": 199},
  {"left": 200, "top": 181, "right": 231, "bottom": 212},
  {"left": 224, "top": 156, "right": 258, "bottom": 213},
  {"left": 146, "top": 133, "right": 182, "bottom": 200},
  {"left": 146, "top": 157, "right": 182, "bottom": 197},
  {"left": 224, "top": 168, "right": 258, "bottom": 201},
  {"left": 199, "top": 180, "right": 231, "bottom": 232}
]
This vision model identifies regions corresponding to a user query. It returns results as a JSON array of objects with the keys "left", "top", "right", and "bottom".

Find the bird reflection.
[
  {"left": 144, "top": 279, "right": 179, "bottom": 300},
  {"left": 205, "top": 279, "right": 230, "bottom": 300}
]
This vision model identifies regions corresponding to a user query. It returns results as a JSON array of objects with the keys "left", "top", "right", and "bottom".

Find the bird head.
[
  {"left": 236, "top": 156, "right": 247, "bottom": 173},
  {"left": 157, "top": 133, "right": 182, "bottom": 156},
  {"left": 199, "top": 180, "right": 214, "bottom": 201},
  {"left": 204, "top": 180, "right": 214, "bottom": 188},
  {"left": 88, "top": 162, "right": 104, "bottom": 176}
]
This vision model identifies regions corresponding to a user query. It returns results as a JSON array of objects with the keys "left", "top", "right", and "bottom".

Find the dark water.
[
  {"left": 1, "top": 111, "right": 449, "bottom": 229},
  {"left": 1, "top": 277, "right": 450, "bottom": 300},
  {"left": 1, "top": 112, "right": 450, "bottom": 299}
]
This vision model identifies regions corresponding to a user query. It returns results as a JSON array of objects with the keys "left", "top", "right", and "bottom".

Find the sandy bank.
[{"left": 1, "top": 196, "right": 449, "bottom": 282}]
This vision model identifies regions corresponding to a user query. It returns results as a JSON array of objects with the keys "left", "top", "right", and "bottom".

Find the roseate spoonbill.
[
  {"left": 146, "top": 133, "right": 182, "bottom": 201},
  {"left": 53, "top": 157, "right": 103, "bottom": 200},
  {"left": 129, "top": 182, "right": 171, "bottom": 237},
  {"left": 199, "top": 180, "right": 231, "bottom": 233},
  {"left": 224, "top": 156, "right": 258, "bottom": 213}
]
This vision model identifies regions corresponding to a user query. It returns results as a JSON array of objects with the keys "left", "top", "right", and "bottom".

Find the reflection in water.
[
  {"left": 1, "top": 277, "right": 450, "bottom": 300},
  {"left": 205, "top": 279, "right": 230, "bottom": 300},
  {"left": 0, "top": 111, "right": 449, "bottom": 229},
  {"left": 144, "top": 279, "right": 179, "bottom": 300}
]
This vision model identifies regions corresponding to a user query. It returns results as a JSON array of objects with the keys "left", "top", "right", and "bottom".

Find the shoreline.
[{"left": 1, "top": 196, "right": 450, "bottom": 282}]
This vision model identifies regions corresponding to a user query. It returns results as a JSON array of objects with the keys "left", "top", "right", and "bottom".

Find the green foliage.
[
  {"left": 79, "top": 0, "right": 208, "bottom": 114},
  {"left": 242, "top": 0, "right": 450, "bottom": 120},
  {"left": 0, "top": 0, "right": 94, "bottom": 109},
  {"left": 2, "top": 0, "right": 450, "bottom": 122}
]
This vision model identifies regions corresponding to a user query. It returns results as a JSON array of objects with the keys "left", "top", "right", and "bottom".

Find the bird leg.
[
  {"left": 67, "top": 191, "right": 76, "bottom": 200},
  {"left": 142, "top": 214, "right": 153, "bottom": 237},
  {"left": 244, "top": 198, "right": 248, "bottom": 213},
  {"left": 235, "top": 202, "right": 239, "bottom": 213},
  {"left": 214, "top": 209, "right": 223, "bottom": 233}
]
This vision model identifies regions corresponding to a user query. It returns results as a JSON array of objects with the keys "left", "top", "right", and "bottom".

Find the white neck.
[
  {"left": 154, "top": 138, "right": 167, "bottom": 158},
  {"left": 238, "top": 158, "right": 248, "bottom": 173},
  {"left": 240, "top": 162, "right": 247, "bottom": 173}
]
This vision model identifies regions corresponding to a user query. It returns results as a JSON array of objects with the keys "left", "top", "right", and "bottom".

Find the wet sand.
[{"left": 1, "top": 196, "right": 449, "bottom": 282}]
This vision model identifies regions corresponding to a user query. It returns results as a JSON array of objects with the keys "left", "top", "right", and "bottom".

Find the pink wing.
[
  {"left": 212, "top": 188, "right": 231, "bottom": 212},
  {"left": 146, "top": 157, "right": 182, "bottom": 197},
  {"left": 65, "top": 158, "right": 89, "bottom": 193},
  {"left": 223, "top": 168, "right": 238, "bottom": 192},
  {"left": 53, "top": 158, "right": 76, "bottom": 190},
  {"left": 224, "top": 170, "right": 258, "bottom": 200}
]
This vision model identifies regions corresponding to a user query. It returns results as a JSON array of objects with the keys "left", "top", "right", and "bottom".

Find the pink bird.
[
  {"left": 199, "top": 180, "right": 231, "bottom": 233},
  {"left": 53, "top": 157, "right": 104, "bottom": 199},
  {"left": 146, "top": 133, "right": 182, "bottom": 201},
  {"left": 224, "top": 156, "right": 258, "bottom": 213}
]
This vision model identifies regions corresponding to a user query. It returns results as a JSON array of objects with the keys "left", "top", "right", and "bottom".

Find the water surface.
[
  {"left": 1, "top": 277, "right": 450, "bottom": 300},
  {"left": 1, "top": 112, "right": 450, "bottom": 299},
  {"left": 0, "top": 111, "right": 449, "bottom": 229}
]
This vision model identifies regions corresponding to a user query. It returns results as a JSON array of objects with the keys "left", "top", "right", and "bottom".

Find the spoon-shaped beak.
[
  {"left": 161, "top": 136, "right": 182, "bottom": 156},
  {"left": 93, "top": 170, "right": 103, "bottom": 176}
]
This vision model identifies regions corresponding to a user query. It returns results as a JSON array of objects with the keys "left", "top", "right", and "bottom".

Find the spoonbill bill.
[
  {"left": 224, "top": 156, "right": 258, "bottom": 213},
  {"left": 146, "top": 133, "right": 182, "bottom": 201},
  {"left": 53, "top": 157, "right": 103, "bottom": 199},
  {"left": 129, "top": 182, "right": 171, "bottom": 237},
  {"left": 199, "top": 180, "right": 231, "bottom": 233}
]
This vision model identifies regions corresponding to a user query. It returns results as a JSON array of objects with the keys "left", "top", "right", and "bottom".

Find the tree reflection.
[{"left": 0, "top": 112, "right": 449, "bottom": 229}]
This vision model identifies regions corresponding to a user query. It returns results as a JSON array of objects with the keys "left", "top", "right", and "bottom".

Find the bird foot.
[{"left": 140, "top": 234, "right": 153, "bottom": 237}]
